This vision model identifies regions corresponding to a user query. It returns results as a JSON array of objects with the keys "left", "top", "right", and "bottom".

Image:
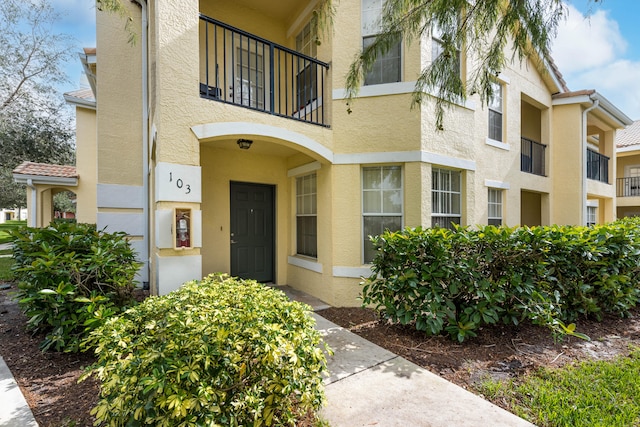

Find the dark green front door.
[{"left": 230, "top": 182, "right": 275, "bottom": 282}]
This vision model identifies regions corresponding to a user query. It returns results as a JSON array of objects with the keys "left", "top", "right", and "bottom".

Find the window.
[
  {"left": 362, "top": 166, "right": 403, "bottom": 263},
  {"left": 296, "top": 22, "right": 318, "bottom": 109},
  {"left": 586, "top": 206, "right": 597, "bottom": 227},
  {"left": 432, "top": 168, "right": 461, "bottom": 229},
  {"left": 488, "top": 82, "right": 503, "bottom": 142},
  {"left": 296, "top": 174, "right": 317, "bottom": 257},
  {"left": 431, "top": 24, "right": 460, "bottom": 79},
  {"left": 235, "top": 45, "right": 265, "bottom": 109},
  {"left": 488, "top": 188, "right": 503, "bottom": 226},
  {"left": 362, "top": 0, "right": 401, "bottom": 85}
]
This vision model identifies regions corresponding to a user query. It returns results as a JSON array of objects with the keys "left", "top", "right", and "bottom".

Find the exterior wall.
[
  {"left": 551, "top": 103, "right": 584, "bottom": 224},
  {"left": 74, "top": 107, "right": 97, "bottom": 224}
]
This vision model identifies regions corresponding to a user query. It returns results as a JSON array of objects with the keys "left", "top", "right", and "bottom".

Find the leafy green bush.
[
  {"left": 84, "top": 274, "right": 328, "bottom": 427},
  {"left": 362, "top": 218, "right": 640, "bottom": 342},
  {"left": 11, "top": 222, "right": 139, "bottom": 351}
]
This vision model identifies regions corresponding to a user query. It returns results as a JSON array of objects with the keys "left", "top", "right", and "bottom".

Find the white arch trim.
[{"left": 191, "top": 122, "right": 334, "bottom": 163}]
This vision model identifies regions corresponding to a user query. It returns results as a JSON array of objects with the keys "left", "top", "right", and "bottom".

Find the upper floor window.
[
  {"left": 431, "top": 24, "right": 460, "bottom": 79},
  {"left": 488, "top": 81, "right": 503, "bottom": 142},
  {"left": 362, "top": 166, "right": 403, "bottom": 263},
  {"left": 362, "top": 0, "right": 401, "bottom": 85},
  {"left": 295, "top": 22, "right": 319, "bottom": 110},
  {"left": 488, "top": 188, "right": 503, "bottom": 226},
  {"left": 296, "top": 173, "right": 317, "bottom": 257},
  {"left": 432, "top": 168, "right": 461, "bottom": 229}
]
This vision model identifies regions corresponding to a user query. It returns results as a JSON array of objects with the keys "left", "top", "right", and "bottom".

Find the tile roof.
[
  {"left": 617, "top": 120, "right": 640, "bottom": 148},
  {"left": 552, "top": 89, "right": 596, "bottom": 100},
  {"left": 13, "top": 162, "right": 78, "bottom": 178},
  {"left": 64, "top": 87, "right": 95, "bottom": 103}
]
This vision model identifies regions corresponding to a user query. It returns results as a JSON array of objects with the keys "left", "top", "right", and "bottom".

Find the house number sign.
[{"left": 155, "top": 162, "right": 202, "bottom": 203}]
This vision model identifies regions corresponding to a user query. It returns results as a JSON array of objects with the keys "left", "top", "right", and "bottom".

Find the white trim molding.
[
  {"left": 190, "top": 121, "right": 333, "bottom": 163},
  {"left": 484, "top": 179, "right": 511, "bottom": 190},
  {"left": 288, "top": 161, "right": 321, "bottom": 178},
  {"left": 485, "top": 137, "right": 510, "bottom": 151},
  {"left": 288, "top": 256, "right": 323, "bottom": 273},
  {"left": 97, "top": 184, "right": 144, "bottom": 208},
  {"left": 97, "top": 213, "right": 145, "bottom": 236},
  {"left": 332, "top": 266, "right": 373, "bottom": 278},
  {"left": 333, "top": 151, "right": 476, "bottom": 171}
]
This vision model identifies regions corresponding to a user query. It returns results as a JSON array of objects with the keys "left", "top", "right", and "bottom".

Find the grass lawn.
[
  {"left": 0, "top": 257, "right": 14, "bottom": 282},
  {"left": 0, "top": 220, "right": 26, "bottom": 244},
  {"left": 479, "top": 348, "right": 640, "bottom": 427}
]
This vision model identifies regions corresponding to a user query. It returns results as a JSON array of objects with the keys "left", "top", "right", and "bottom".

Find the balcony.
[
  {"left": 587, "top": 149, "right": 609, "bottom": 183},
  {"left": 199, "top": 14, "right": 330, "bottom": 127},
  {"left": 617, "top": 177, "right": 640, "bottom": 197},
  {"left": 521, "top": 137, "right": 546, "bottom": 176}
]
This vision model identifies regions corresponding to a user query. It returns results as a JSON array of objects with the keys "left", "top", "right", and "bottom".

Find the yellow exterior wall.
[{"left": 74, "top": 107, "right": 97, "bottom": 224}]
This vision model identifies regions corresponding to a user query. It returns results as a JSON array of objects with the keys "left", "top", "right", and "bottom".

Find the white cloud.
[
  {"left": 551, "top": 3, "right": 639, "bottom": 120},
  {"left": 551, "top": 4, "right": 626, "bottom": 74}
]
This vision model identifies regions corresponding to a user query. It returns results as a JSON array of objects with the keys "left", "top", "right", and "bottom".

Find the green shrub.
[
  {"left": 84, "top": 274, "right": 328, "bottom": 427},
  {"left": 362, "top": 218, "right": 640, "bottom": 342},
  {"left": 11, "top": 222, "right": 139, "bottom": 352}
]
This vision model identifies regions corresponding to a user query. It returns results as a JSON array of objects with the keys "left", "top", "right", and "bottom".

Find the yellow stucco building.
[{"left": 17, "top": 1, "right": 633, "bottom": 306}]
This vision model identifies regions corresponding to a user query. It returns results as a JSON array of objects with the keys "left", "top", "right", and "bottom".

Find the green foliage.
[
  {"left": 0, "top": 257, "right": 13, "bottom": 281},
  {"left": 11, "top": 222, "right": 139, "bottom": 352},
  {"left": 362, "top": 218, "right": 640, "bottom": 342},
  {"left": 83, "top": 274, "right": 328, "bottom": 427},
  {"left": 478, "top": 348, "right": 640, "bottom": 426}
]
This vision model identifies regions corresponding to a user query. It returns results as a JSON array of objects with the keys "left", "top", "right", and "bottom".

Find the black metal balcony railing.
[
  {"left": 199, "top": 15, "right": 330, "bottom": 127},
  {"left": 617, "top": 177, "right": 640, "bottom": 197},
  {"left": 587, "top": 149, "right": 609, "bottom": 183},
  {"left": 521, "top": 137, "right": 546, "bottom": 176}
]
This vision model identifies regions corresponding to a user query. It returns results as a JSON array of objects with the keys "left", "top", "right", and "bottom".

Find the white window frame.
[
  {"left": 362, "top": 165, "right": 403, "bottom": 264},
  {"left": 586, "top": 206, "right": 597, "bottom": 227},
  {"left": 488, "top": 81, "right": 503, "bottom": 143},
  {"left": 362, "top": 0, "right": 402, "bottom": 86},
  {"left": 488, "top": 188, "right": 503, "bottom": 226},
  {"left": 296, "top": 173, "right": 317, "bottom": 258},
  {"left": 431, "top": 23, "right": 461, "bottom": 80},
  {"left": 432, "top": 168, "right": 462, "bottom": 229}
]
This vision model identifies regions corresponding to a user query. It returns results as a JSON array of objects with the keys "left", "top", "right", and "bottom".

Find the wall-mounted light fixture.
[{"left": 237, "top": 138, "right": 253, "bottom": 150}]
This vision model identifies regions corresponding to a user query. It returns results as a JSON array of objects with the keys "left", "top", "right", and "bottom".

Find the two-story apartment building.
[{"left": 15, "top": 0, "right": 632, "bottom": 306}]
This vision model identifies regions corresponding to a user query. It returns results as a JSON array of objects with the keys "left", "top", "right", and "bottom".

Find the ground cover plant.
[
  {"left": 11, "top": 221, "right": 139, "bottom": 352},
  {"left": 83, "top": 274, "right": 329, "bottom": 427},
  {"left": 362, "top": 218, "right": 640, "bottom": 342}
]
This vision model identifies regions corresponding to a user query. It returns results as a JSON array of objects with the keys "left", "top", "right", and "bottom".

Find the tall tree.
[
  {"left": 0, "top": 0, "right": 76, "bottom": 209},
  {"left": 0, "top": 0, "right": 74, "bottom": 112}
]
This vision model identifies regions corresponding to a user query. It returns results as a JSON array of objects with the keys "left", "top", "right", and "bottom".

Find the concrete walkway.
[{"left": 0, "top": 284, "right": 535, "bottom": 427}]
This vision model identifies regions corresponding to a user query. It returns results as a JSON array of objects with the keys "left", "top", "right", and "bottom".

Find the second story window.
[
  {"left": 488, "top": 82, "right": 503, "bottom": 142},
  {"left": 295, "top": 22, "right": 319, "bottom": 110},
  {"left": 431, "top": 24, "right": 460, "bottom": 80},
  {"left": 362, "top": 0, "right": 401, "bottom": 85},
  {"left": 586, "top": 206, "right": 597, "bottom": 226}
]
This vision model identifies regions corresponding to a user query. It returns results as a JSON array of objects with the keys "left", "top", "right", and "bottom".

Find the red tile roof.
[{"left": 13, "top": 162, "right": 78, "bottom": 178}]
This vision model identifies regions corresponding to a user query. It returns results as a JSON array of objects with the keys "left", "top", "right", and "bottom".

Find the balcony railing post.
[{"left": 269, "top": 43, "right": 275, "bottom": 114}]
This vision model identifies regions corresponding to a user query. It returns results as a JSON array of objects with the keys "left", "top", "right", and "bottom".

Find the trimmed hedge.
[
  {"left": 11, "top": 222, "right": 139, "bottom": 352},
  {"left": 83, "top": 274, "right": 328, "bottom": 427},
  {"left": 362, "top": 218, "right": 640, "bottom": 342}
]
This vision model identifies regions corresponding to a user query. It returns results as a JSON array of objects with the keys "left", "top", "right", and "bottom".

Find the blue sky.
[{"left": 51, "top": 0, "right": 640, "bottom": 119}]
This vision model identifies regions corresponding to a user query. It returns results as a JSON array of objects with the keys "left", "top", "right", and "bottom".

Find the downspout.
[
  {"left": 133, "top": 0, "right": 150, "bottom": 289},
  {"left": 26, "top": 179, "right": 37, "bottom": 227},
  {"left": 582, "top": 98, "right": 599, "bottom": 225}
]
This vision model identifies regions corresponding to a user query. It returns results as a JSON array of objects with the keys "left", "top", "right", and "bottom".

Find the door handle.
[{"left": 230, "top": 240, "right": 237, "bottom": 244}]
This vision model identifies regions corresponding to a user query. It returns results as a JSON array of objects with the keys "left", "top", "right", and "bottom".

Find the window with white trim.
[
  {"left": 362, "top": 0, "right": 401, "bottom": 85},
  {"left": 586, "top": 206, "right": 597, "bottom": 227},
  {"left": 362, "top": 166, "right": 403, "bottom": 263},
  {"left": 432, "top": 168, "right": 461, "bottom": 229},
  {"left": 431, "top": 24, "right": 460, "bottom": 79},
  {"left": 295, "top": 21, "right": 318, "bottom": 109},
  {"left": 296, "top": 174, "right": 317, "bottom": 257},
  {"left": 488, "top": 188, "right": 503, "bottom": 226},
  {"left": 488, "top": 81, "right": 503, "bottom": 142}
]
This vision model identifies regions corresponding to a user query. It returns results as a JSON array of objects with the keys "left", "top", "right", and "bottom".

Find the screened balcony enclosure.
[
  {"left": 199, "top": 14, "right": 330, "bottom": 127},
  {"left": 587, "top": 149, "right": 609, "bottom": 183},
  {"left": 521, "top": 137, "right": 546, "bottom": 176}
]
